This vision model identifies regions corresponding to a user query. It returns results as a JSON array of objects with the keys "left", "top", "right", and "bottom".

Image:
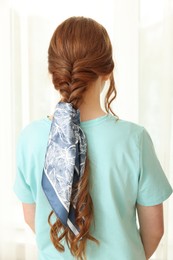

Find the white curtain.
[
  {"left": 0, "top": 0, "right": 172, "bottom": 259},
  {"left": 138, "top": 1, "right": 173, "bottom": 259}
]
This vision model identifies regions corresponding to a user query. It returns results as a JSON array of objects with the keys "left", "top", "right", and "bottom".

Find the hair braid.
[
  {"left": 50, "top": 59, "right": 72, "bottom": 103},
  {"left": 50, "top": 59, "right": 99, "bottom": 109},
  {"left": 69, "top": 60, "right": 99, "bottom": 108},
  {"left": 47, "top": 16, "right": 117, "bottom": 259}
]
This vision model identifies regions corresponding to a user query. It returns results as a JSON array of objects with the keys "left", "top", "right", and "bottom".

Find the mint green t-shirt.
[{"left": 14, "top": 114, "right": 172, "bottom": 260}]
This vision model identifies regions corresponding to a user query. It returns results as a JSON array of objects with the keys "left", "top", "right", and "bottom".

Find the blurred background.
[{"left": 0, "top": 0, "right": 173, "bottom": 259}]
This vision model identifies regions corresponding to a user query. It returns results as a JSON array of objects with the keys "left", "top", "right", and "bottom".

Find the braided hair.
[{"left": 48, "top": 16, "right": 117, "bottom": 260}]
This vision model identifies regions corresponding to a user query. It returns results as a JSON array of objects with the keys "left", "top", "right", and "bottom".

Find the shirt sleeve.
[
  {"left": 137, "top": 128, "right": 172, "bottom": 206},
  {"left": 13, "top": 133, "right": 35, "bottom": 204}
]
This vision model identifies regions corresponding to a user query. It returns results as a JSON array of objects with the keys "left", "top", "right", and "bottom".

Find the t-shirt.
[{"left": 13, "top": 114, "right": 172, "bottom": 260}]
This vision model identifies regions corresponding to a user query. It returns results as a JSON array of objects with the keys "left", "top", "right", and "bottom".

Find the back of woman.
[{"left": 14, "top": 17, "right": 172, "bottom": 260}]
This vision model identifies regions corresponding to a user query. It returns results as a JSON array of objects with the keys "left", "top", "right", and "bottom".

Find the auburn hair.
[{"left": 48, "top": 16, "right": 117, "bottom": 259}]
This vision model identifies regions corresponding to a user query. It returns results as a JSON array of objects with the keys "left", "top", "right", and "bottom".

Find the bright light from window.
[{"left": 140, "top": 0, "right": 164, "bottom": 27}]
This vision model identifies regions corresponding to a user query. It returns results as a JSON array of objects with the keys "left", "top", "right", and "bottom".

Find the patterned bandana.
[{"left": 42, "top": 102, "right": 87, "bottom": 236}]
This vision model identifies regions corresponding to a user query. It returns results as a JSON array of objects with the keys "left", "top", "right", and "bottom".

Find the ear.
[{"left": 102, "top": 73, "right": 111, "bottom": 81}]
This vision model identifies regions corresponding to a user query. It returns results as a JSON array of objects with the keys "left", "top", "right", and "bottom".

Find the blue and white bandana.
[{"left": 42, "top": 102, "right": 87, "bottom": 236}]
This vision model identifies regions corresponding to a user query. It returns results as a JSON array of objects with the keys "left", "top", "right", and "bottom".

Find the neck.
[
  {"left": 79, "top": 81, "right": 106, "bottom": 122},
  {"left": 79, "top": 100, "right": 106, "bottom": 122}
]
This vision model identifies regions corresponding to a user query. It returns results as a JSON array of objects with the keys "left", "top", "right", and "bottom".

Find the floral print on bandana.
[{"left": 42, "top": 102, "right": 87, "bottom": 235}]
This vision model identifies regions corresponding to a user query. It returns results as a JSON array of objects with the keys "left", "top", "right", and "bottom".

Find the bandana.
[{"left": 42, "top": 102, "right": 87, "bottom": 235}]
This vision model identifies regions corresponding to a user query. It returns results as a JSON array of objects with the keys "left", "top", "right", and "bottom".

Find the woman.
[{"left": 14, "top": 17, "right": 172, "bottom": 260}]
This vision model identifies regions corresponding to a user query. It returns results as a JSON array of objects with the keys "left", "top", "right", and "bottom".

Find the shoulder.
[
  {"left": 112, "top": 117, "right": 147, "bottom": 139},
  {"left": 113, "top": 117, "right": 155, "bottom": 150},
  {"left": 116, "top": 119, "right": 157, "bottom": 158},
  {"left": 117, "top": 118, "right": 143, "bottom": 131},
  {"left": 20, "top": 118, "right": 50, "bottom": 136},
  {"left": 17, "top": 118, "right": 51, "bottom": 151}
]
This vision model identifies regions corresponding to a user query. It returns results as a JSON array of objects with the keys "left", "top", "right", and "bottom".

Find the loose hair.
[{"left": 48, "top": 16, "right": 117, "bottom": 259}]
